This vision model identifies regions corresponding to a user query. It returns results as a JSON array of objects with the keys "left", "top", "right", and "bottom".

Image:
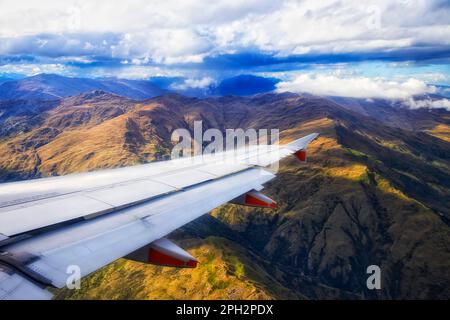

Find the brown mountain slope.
[
  {"left": 0, "top": 92, "right": 449, "bottom": 299},
  {"left": 213, "top": 121, "right": 450, "bottom": 299}
]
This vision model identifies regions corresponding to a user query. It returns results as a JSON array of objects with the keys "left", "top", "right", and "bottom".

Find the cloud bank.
[
  {"left": 275, "top": 73, "right": 450, "bottom": 110},
  {"left": 275, "top": 74, "right": 436, "bottom": 99},
  {"left": 171, "top": 77, "right": 215, "bottom": 90},
  {"left": 405, "top": 97, "right": 450, "bottom": 110}
]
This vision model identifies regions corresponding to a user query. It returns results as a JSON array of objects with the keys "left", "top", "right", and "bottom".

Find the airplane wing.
[{"left": 0, "top": 133, "right": 319, "bottom": 300}]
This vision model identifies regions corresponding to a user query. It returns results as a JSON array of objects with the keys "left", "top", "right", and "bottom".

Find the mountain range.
[
  {"left": 0, "top": 74, "right": 166, "bottom": 100},
  {"left": 0, "top": 77, "right": 449, "bottom": 299},
  {"left": 0, "top": 74, "right": 283, "bottom": 101}
]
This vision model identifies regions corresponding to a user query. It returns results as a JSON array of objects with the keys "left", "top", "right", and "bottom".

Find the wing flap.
[{"left": 0, "top": 266, "right": 52, "bottom": 300}]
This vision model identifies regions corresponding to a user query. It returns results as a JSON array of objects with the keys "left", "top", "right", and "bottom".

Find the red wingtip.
[
  {"left": 148, "top": 247, "right": 198, "bottom": 268},
  {"left": 295, "top": 150, "right": 307, "bottom": 162},
  {"left": 245, "top": 192, "right": 277, "bottom": 209}
]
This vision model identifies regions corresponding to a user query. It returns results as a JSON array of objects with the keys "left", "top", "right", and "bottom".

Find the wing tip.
[{"left": 285, "top": 132, "right": 320, "bottom": 151}]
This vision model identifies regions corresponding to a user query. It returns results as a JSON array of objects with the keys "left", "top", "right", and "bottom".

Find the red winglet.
[
  {"left": 231, "top": 190, "right": 277, "bottom": 209},
  {"left": 295, "top": 149, "right": 307, "bottom": 162},
  {"left": 148, "top": 248, "right": 197, "bottom": 268}
]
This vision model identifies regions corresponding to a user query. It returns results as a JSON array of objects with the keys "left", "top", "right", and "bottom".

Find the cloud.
[
  {"left": 170, "top": 77, "right": 215, "bottom": 90},
  {"left": 405, "top": 97, "right": 450, "bottom": 110},
  {"left": 0, "top": 62, "right": 71, "bottom": 76},
  {"left": 0, "top": 0, "right": 279, "bottom": 37},
  {"left": 91, "top": 66, "right": 183, "bottom": 80},
  {"left": 275, "top": 74, "right": 436, "bottom": 99},
  {"left": 112, "top": 29, "right": 211, "bottom": 65},
  {"left": 0, "top": 0, "right": 278, "bottom": 65},
  {"left": 0, "top": 33, "right": 119, "bottom": 58},
  {"left": 210, "top": 0, "right": 450, "bottom": 56}
]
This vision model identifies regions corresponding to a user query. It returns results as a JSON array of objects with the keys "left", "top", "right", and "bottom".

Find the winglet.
[
  {"left": 285, "top": 133, "right": 319, "bottom": 163},
  {"left": 230, "top": 190, "right": 277, "bottom": 209},
  {"left": 295, "top": 149, "right": 307, "bottom": 162},
  {"left": 285, "top": 133, "right": 319, "bottom": 152}
]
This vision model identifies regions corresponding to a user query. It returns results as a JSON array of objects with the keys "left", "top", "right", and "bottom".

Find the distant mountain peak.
[
  {"left": 78, "top": 89, "right": 119, "bottom": 98},
  {"left": 0, "top": 74, "right": 166, "bottom": 101},
  {"left": 61, "top": 90, "right": 131, "bottom": 106},
  {"left": 29, "top": 73, "right": 65, "bottom": 79}
]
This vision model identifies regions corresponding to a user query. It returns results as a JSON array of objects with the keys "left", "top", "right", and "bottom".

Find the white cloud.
[
  {"left": 275, "top": 74, "right": 436, "bottom": 99},
  {"left": 405, "top": 98, "right": 450, "bottom": 111},
  {"left": 211, "top": 0, "right": 450, "bottom": 55},
  {"left": 92, "top": 66, "right": 182, "bottom": 80},
  {"left": 0, "top": 63, "right": 71, "bottom": 76},
  {"left": 0, "top": 0, "right": 278, "bottom": 64},
  {"left": 171, "top": 77, "right": 215, "bottom": 90},
  {"left": 0, "top": 0, "right": 279, "bottom": 36},
  {"left": 0, "top": 61, "right": 184, "bottom": 80}
]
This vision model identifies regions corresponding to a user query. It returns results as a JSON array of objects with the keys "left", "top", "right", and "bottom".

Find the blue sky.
[{"left": 0, "top": 0, "right": 449, "bottom": 100}]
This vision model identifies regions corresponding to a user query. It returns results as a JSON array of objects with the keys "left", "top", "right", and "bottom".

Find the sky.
[{"left": 0, "top": 0, "right": 450, "bottom": 102}]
